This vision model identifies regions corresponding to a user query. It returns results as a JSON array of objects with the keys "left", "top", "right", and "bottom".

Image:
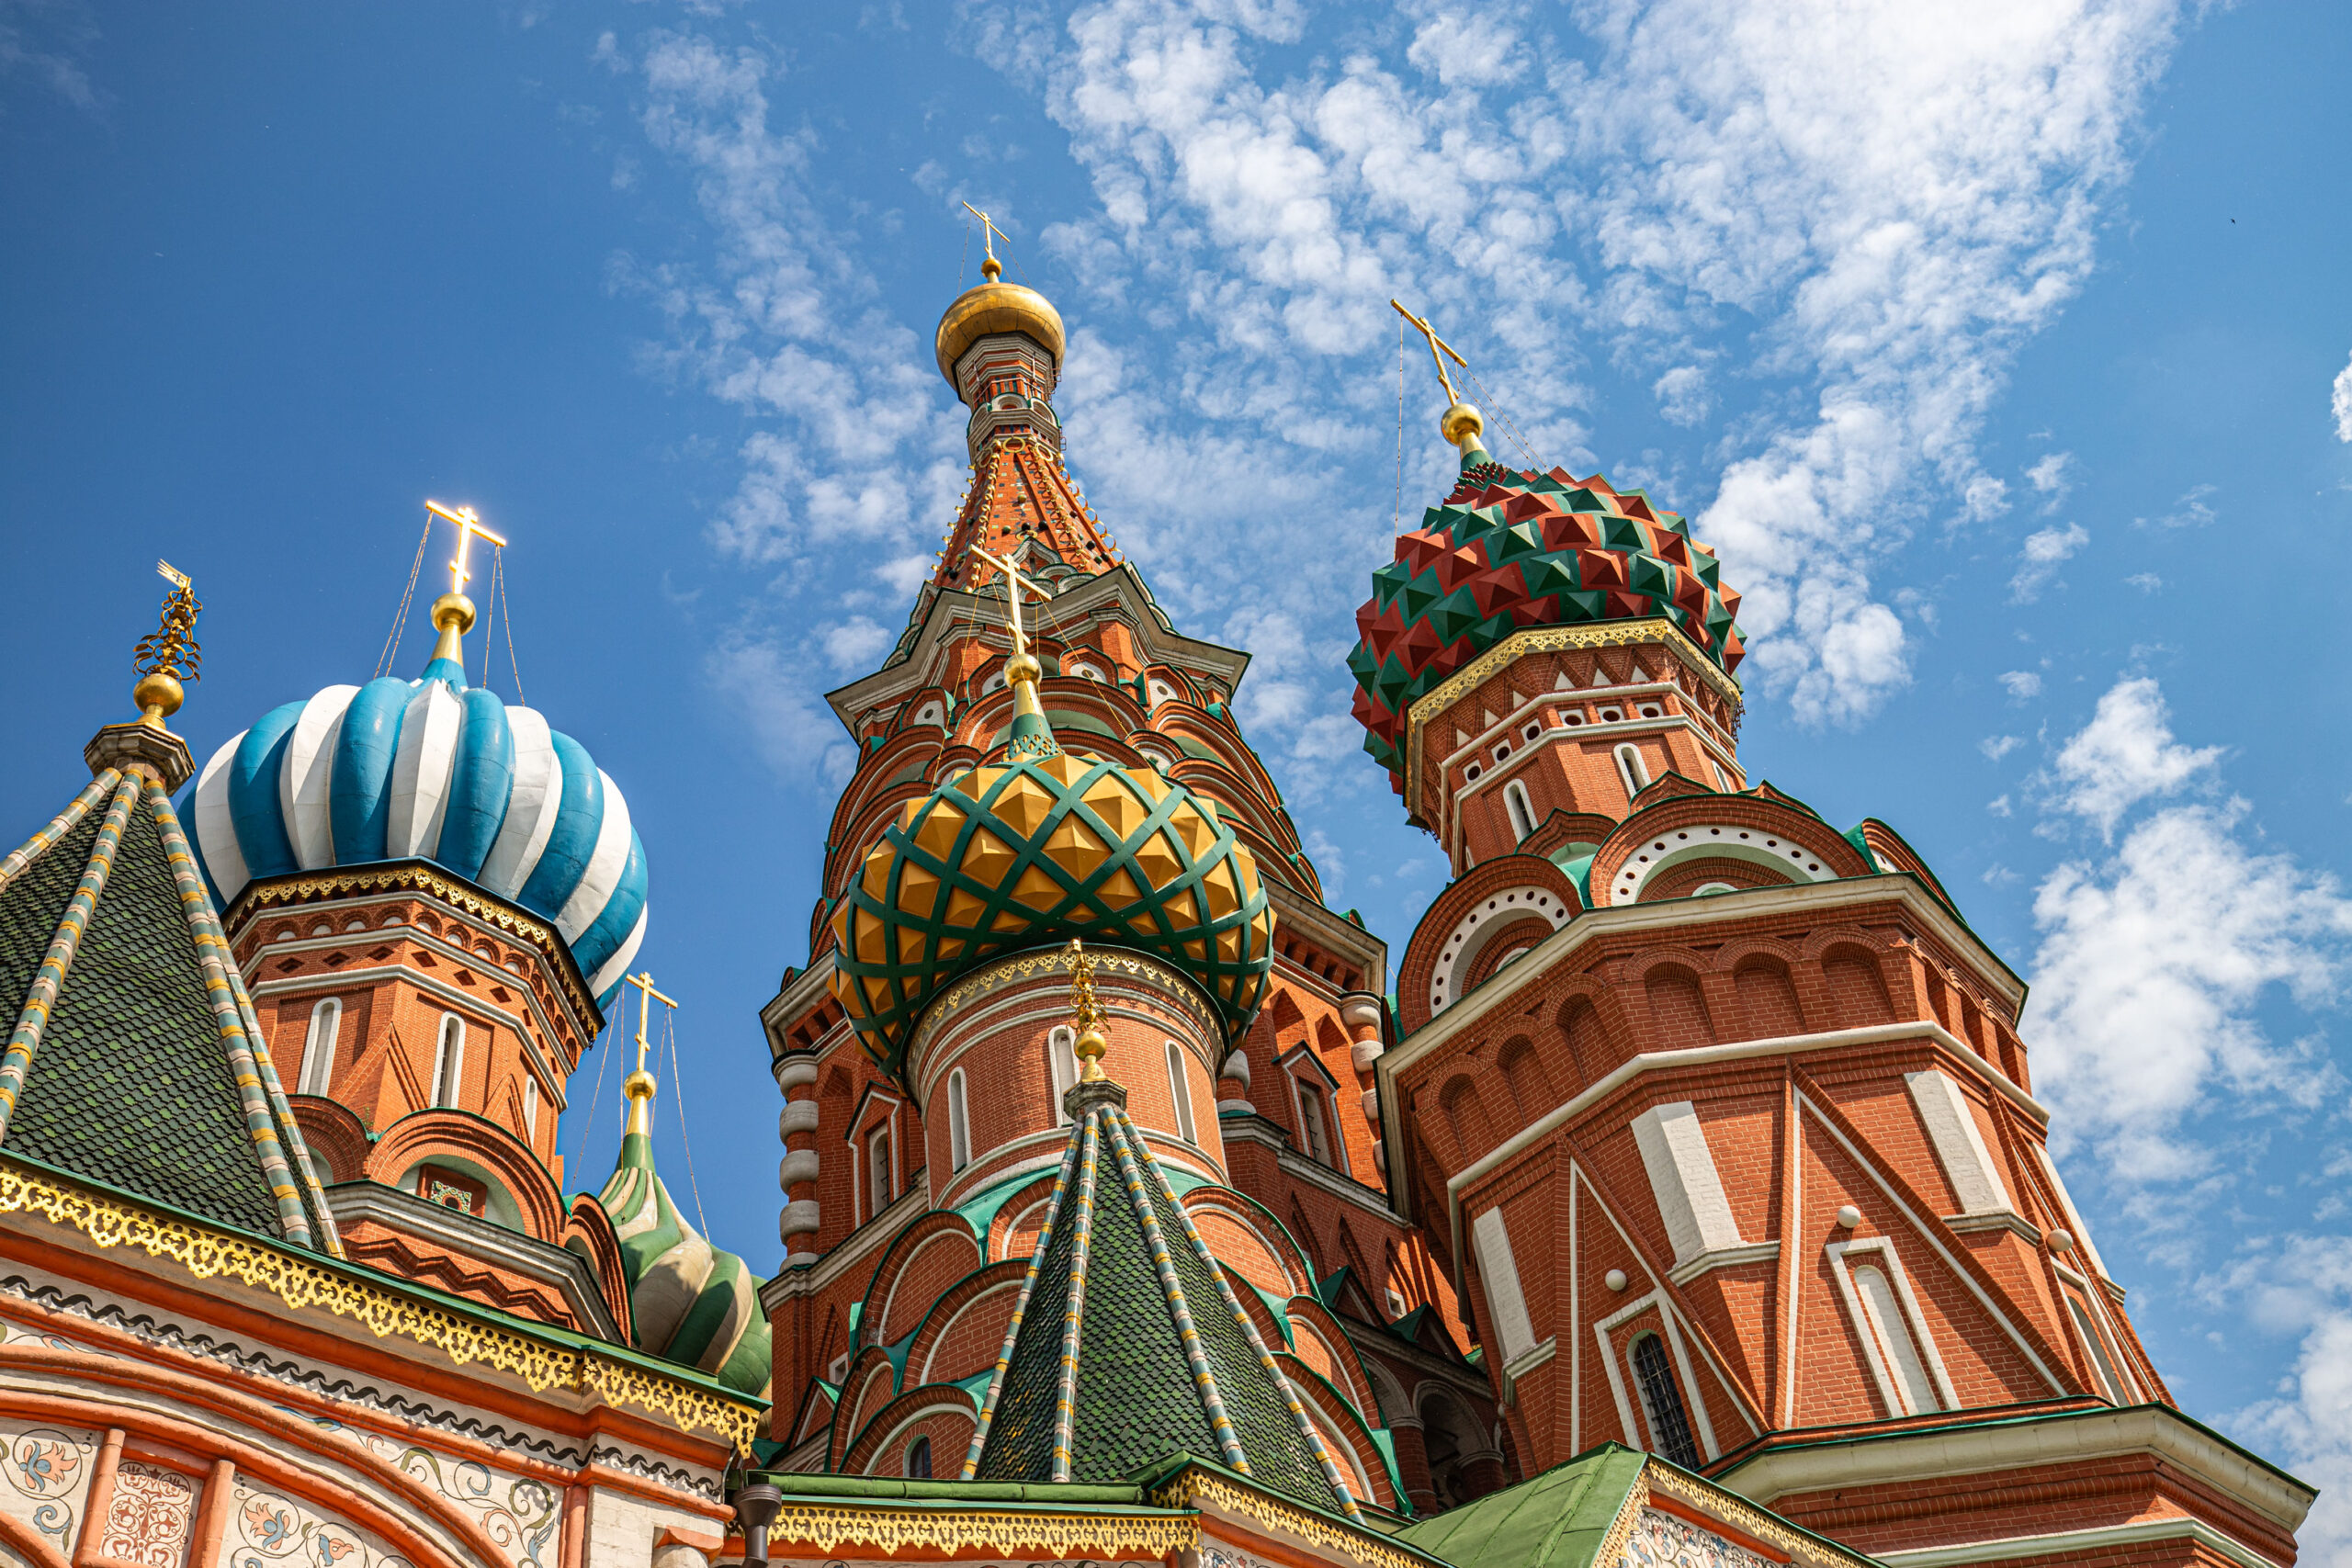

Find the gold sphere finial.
[
  {"left": 1441, "top": 400, "right": 1486, "bottom": 456},
  {"left": 133, "top": 671, "right": 184, "bottom": 728},
  {"left": 430, "top": 592, "right": 477, "bottom": 635},
  {"left": 1005, "top": 650, "right": 1042, "bottom": 688},
  {"left": 981, "top": 254, "right": 1002, "bottom": 282}
]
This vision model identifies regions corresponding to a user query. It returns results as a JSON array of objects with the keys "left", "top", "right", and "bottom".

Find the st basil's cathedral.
[{"left": 0, "top": 243, "right": 2316, "bottom": 1568}]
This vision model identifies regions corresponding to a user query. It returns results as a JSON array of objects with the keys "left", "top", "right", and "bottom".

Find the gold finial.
[
  {"left": 1066, "top": 938, "right": 1109, "bottom": 1083},
  {"left": 1390, "top": 299, "right": 1487, "bottom": 458},
  {"left": 972, "top": 545, "right": 1055, "bottom": 718},
  {"left": 963, "top": 200, "right": 1007, "bottom": 283},
  {"left": 621, "top": 970, "right": 678, "bottom": 1138},
  {"left": 422, "top": 500, "right": 508, "bottom": 669},
  {"left": 130, "top": 559, "right": 201, "bottom": 728}
]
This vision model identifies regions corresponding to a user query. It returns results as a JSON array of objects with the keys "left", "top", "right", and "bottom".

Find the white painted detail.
[
  {"left": 282, "top": 684, "right": 359, "bottom": 870},
  {"left": 779, "top": 1150, "right": 820, "bottom": 1188},
  {"left": 1608, "top": 823, "right": 1838, "bottom": 906},
  {"left": 387, "top": 681, "right": 463, "bottom": 861},
  {"left": 775, "top": 1058, "right": 819, "bottom": 1090},
  {"left": 1826, "top": 1236, "right": 1957, "bottom": 1416},
  {"left": 1631, "top": 1101, "right": 1743, "bottom": 1267},
  {"left": 1426, "top": 886, "right": 1568, "bottom": 1013},
  {"left": 2034, "top": 1145, "right": 2111, "bottom": 1279},
  {"left": 780, "top": 1200, "right": 821, "bottom": 1238},
  {"left": 480, "top": 705, "right": 560, "bottom": 898},
  {"left": 1471, "top": 1207, "right": 1539, "bottom": 1364},
  {"left": 1906, "top": 1069, "right": 2012, "bottom": 1215},
  {"left": 555, "top": 770, "right": 633, "bottom": 942},
  {"left": 780, "top": 1100, "right": 821, "bottom": 1135},
  {"left": 191, "top": 736, "right": 252, "bottom": 902},
  {"left": 585, "top": 906, "right": 648, "bottom": 999}
]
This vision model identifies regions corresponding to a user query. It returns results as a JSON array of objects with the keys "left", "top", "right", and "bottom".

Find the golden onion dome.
[
  {"left": 828, "top": 748, "right": 1273, "bottom": 1080},
  {"left": 934, "top": 270, "right": 1067, "bottom": 390}
]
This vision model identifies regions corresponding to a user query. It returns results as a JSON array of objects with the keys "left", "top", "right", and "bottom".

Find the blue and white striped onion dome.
[{"left": 184, "top": 663, "right": 648, "bottom": 1010}]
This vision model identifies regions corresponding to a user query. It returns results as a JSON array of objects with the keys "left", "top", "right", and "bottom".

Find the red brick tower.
[
  {"left": 1345, "top": 365, "right": 2315, "bottom": 1562},
  {"left": 757, "top": 259, "right": 1504, "bottom": 1510}
]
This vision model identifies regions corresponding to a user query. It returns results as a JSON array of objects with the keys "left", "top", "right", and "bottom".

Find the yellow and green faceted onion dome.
[
  {"left": 829, "top": 746, "right": 1273, "bottom": 1078},
  {"left": 1348, "top": 461, "right": 1746, "bottom": 787}
]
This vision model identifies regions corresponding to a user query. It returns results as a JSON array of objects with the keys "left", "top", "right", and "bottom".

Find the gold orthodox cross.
[
  {"left": 972, "top": 546, "right": 1052, "bottom": 654},
  {"left": 962, "top": 200, "right": 1008, "bottom": 280},
  {"left": 1391, "top": 299, "right": 1469, "bottom": 406},
  {"left": 625, "top": 970, "right": 679, "bottom": 1078},
  {"left": 424, "top": 500, "right": 508, "bottom": 597}
]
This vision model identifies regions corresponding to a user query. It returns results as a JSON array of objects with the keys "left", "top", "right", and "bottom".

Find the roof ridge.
[
  {"left": 0, "top": 773, "right": 118, "bottom": 896},
  {"left": 1049, "top": 1107, "right": 1106, "bottom": 1482},
  {"left": 960, "top": 1109, "right": 1089, "bottom": 1478}
]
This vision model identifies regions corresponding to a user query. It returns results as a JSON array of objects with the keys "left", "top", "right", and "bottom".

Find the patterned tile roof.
[
  {"left": 0, "top": 761, "right": 333, "bottom": 1247},
  {"left": 1348, "top": 460, "right": 1746, "bottom": 784},
  {"left": 966, "top": 1089, "right": 1363, "bottom": 1517}
]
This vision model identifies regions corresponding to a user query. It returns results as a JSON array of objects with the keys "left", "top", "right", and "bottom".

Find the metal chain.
[
  {"left": 375, "top": 517, "right": 433, "bottom": 678},
  {"left": 496, "top": 549, "right": 526, "bottom": 706},
  {"left": 568, "top": 1010, "right": 617, "bottom": 1194},
  {"left": 1463, "top": 363, "right": 1543, "bottom": 468},
  {"left": 664, "top": 1008, "right": 713, "bottom": 1238},
  {"left": 1394, "top": 315, "right": 1407, "bottom": 531}
]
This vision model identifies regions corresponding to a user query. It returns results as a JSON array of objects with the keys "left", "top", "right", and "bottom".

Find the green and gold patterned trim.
[
  {"left": 0, "top": 1159, "right": 763, "bottom": 1451},
  {"left": 1152, "top": 1466, "right": 1430, "bottom": 1568},
  {"left": 766, "top": 1498, "right": 1195, "bottom": 1560}
]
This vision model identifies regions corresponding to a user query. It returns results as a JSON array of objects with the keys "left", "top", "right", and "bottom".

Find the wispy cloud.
[
  {"left": 2009, "top": 522, "right": 2088, "bottom": 603},
  {"left": 2334, "top": 350, "right": 2352, "bottom": 443},
  {"left": 2046, "top": 675, "right": 2219, "bottom": 837},
  {"left": 2026, "top": 451, "right": 2075, "bottom": 511},
  {"left": 959, "top": 0, "right": 2185, "bottom": 731},
  {"left": 0, "top": 0, "right": 107, "bottom": 115}
]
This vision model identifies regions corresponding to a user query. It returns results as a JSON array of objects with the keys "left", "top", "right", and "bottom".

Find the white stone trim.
[
  {"left": 1874, "top": 1517, "right": 2279, "bottom": 1568},
  {"left": 1471, "top": 1207, "right": 1538, "bottom": 1365},
  {"left": 1718, "top": 1404, "right": 2314, "bottom": 1533},
  {"left": 1824, "top": 1236, "right": 1958, "bottom": 1416},
  {"left": 1607, "top": 823, "right": 1838, "bottom": 907},
  {"left": 1666, "top": 1241, "right": 1780, "bottom": 1287},
  {"left": 1424, "top": 886, "right": 1570, "bottom": 1015},
  {"left": 1631, "top": 1101, "right": 1744, "bottom": 1266},
  {"left": 1905, "top": 1069, "right": 2012, "bottom": 1215}
]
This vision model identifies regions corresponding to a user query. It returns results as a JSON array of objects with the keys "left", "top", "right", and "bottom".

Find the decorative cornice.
[
  {"left": 323, "top": 1183, "right": 618, "bottom": 1341},
  {"left": 765, "top": 1498, "right": 1194, "bottom": 1560},
  {"left": 224, "top": 862, "right": 601, "bottom": 1032},
  {"left": 1402, "top": 618, "right": 1740, "bottom": 818},
  {"left": 0, "top": 1159, "right": 762, "bottom": 1452},
  {"left": 0, "top": 1274, "right": 719, "bottom": 1499},
  {"left": 908, "top": 943, "right": 1220, "bottom": 1069},
  {"left": 1645, "top": 1461, "right": 1875, "bottom": 1568},
  {"left": 1151, "top": 1466, "right": 1430, "bottom": 1568}
]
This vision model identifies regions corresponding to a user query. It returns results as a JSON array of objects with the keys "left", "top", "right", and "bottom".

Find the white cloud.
[
  {"left": 2152, "top": 480, "right": 2218, "bottom": 528},
  {"left": 2009, "top": 521, "right": 2088, "bottom": 602},
  {"left": 821, "top": 616, "right": 891, "bottom": 671},
  {"left": 705, "top": 630, "right": 859, "bottom": 784},
  {"left": 2125, "top": 570, "right": 2162, "bottom": 592},
  {"left": 2029, "top": 802, "right": 2352, "bottom": 1183},
  {"left": 1981, "top": 734, "right": 2022, "bottom": 761},
  {"left": 2048, "top": 675, "right": 2218, "bottom": 836},
  {"left": 2026, "top": 450, "right": 2075, "bottom": 509},
  {"left": 967, "top": 0, "right": 2184, "bottom": 730},
  {"left": 1998, "top": 670, "right": 2042, "bottom": 700},
  {"left": 2216, "top": 1238, "right": 2352, "bottom": 1563},
  {"left": 2334, "top": 350, "right": 2352, "bottom": 443}
]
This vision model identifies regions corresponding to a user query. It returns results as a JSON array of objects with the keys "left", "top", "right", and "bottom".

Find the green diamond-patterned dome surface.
[{"left": 829, "top": 747, "right": 1273, "bottom": 1079}]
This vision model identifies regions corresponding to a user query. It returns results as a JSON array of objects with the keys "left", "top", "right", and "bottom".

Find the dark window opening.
[{"left": 1631, "top": 1333, "right": 1700, "bottom": 1468}]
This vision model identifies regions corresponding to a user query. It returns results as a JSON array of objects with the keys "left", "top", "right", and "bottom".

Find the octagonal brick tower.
[
  {"left": 754, "top": 265, "right": 1507, "bottom": 1510},
  {"left": 1350, "top": 409, "right": 2315, "bottom": 1562}
]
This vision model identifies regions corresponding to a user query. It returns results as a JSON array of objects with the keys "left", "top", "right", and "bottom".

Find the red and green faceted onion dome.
[
  {"left": 828, "top": 747, "right": 1275, "bottom": 1079},
  {"left": 1348, "top": 461, "right": 1746, "bottom": 784}
]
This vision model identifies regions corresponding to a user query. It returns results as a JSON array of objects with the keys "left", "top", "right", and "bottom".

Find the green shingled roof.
[
  {"left": 0, "top": 769, "right": 313, "bottom": 1239},
  {"left": 1395, "top": 1445, "right": 1649, "bottom": 1568},
  {"left": 970, "top": 1090, "right": 1357, "bottom": 1517}
]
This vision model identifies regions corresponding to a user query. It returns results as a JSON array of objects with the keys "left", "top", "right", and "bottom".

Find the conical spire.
[{"left": 956, "top": 952, "right": 1364, "bottom": 1517}]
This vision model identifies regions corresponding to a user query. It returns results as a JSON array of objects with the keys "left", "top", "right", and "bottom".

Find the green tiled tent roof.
[
  {"left": 966, "top": 1089, "right": 1363, "bottom": 1518},
  {"left": 1396, "top": 1445, "right": 1649, "bottom": 1568},
  {"left": 0, "top": 761, "right": 331, "bottom": 1247}
]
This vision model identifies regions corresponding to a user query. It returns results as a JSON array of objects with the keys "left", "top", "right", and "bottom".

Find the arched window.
[
  {"left": 1504, "top": 781, "right": 1535, "bottom": 843},
  {"left": 299, "top": 998, "right": 343, "bottom": 1097},
  {"left": 1047, "top": 1026, "right": 1079, "bottom": 1123},
  {"left": 867, "top": 1122, "right": 894, "bottom": 1214},
  {"left": 947, "top": 1068, "right": 971, "bottom": 1171},
  {"left": 1295, "top": 1078, "right": 1331, "bottom": 1165},
  {"left": 431, "top": 1015, "right": 466, "bottom": 1109},
  {"left": 1852, "top": 1263, "right": 1940, "bottom": 1415},
  {"left": 1164, "top": 1042, "right": 1196, "bottom": 1144},
  {"left": 1613, "top": 743, "right": 1650, "bottom": 801},
  {"left": 522, "top": 1077, "right": 540, "bottom": 1140},
  {"left": 1628, "top": 1332, "right": 1700, "bottom": 1467},
  {"left": 905, "top": 1435, "right": 932, "bottom": 1479},
  {"left": 1709, "top": 759, "right": 1733, "bottom": 792}
]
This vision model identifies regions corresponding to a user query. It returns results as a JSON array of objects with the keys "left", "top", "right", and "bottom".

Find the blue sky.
[{"left": 4, "top": 1, "right": 2350, "bottom": 1549}]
